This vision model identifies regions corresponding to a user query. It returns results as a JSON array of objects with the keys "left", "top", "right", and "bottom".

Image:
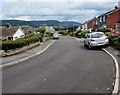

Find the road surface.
[{"left": 2, "top": 36, "right": 115, "bottom": 93}]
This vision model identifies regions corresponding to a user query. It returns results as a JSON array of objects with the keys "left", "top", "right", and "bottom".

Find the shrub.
[
  {"left": 97, "top": 28, "right": 111, "bottom": 33},
  {"left": 105, "top": 32, "right": 111, "bottom": 36},
  {"left": 1, "top": 34, "right": 41, "bottom": 52},
  {"left": 109, "top": 36, "right": 120, "bottom": 50},
  {"left": 59, "top": 31, "right": 69, "bottom": 35},
  {"left": 75, "top": 30, "right": 82, "bottom": 37},
  {"left": 45, "top": 33, "right": 49, "bottom": 37},
  {"left": 77, "top": 31, "right": 86, "bottom": 38}
]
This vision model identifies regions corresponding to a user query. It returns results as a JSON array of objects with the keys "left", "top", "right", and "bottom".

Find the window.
[
  {"left": 103, "top": 16, "right": 106, "bottom": 22},
  {"left": 96, "top": 20, "right": 98, "bottom": 25},
  {"left": 91, "top": 33, "right": 104, "bottom": 38},
  {"left": 100, "top": 17, "right": 102, "bottom": 22},
  {"left": 14, "top": 37, "right": 18, "bottom": 39}
]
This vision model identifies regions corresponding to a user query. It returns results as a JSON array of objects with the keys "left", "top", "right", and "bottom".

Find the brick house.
[
  {"left": 106, "top": 7, "right": 120, "bottom": 30},
  {"left": 92, "top": 17, "right": 99, "bottom": 30},
  {"left": 87, "top": 18, "right": 97, "bottom": 31},
  {"left": 87, "top": 19, "right": 93, "bottom": 29},
  {"left": 97, "top": 13, "right": 106, "bottom": 29}
]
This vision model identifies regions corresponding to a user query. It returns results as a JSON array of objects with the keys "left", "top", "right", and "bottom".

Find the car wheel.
[
  {"left": 84, "top": 42, "right": 87, "bottom": 47},
  {"left": 88, "top": 43, "right": 92, "bottom": 49}
]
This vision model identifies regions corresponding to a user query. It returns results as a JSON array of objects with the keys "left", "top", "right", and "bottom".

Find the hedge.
[
  {"left": 59, "top": 31, "right": 69, "bottom": 35},
  {"left": 77, "top": 31, "right": 86, "bottom": 38},
  {"left": 109, "top": 36, "right": 120, "bottom": 50},
  {"left": 105, "top": 32, "right": 111, "bottom": 36},
  {"left": 1, "top": 34, "right": 41, "bottom": 52},
  {"left": 97, "top": 28, "right": 111, "bottom": 32}
]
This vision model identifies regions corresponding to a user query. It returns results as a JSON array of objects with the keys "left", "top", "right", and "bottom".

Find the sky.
[{"left": 0, "top": 0, "right": 120, "bottom": 23}]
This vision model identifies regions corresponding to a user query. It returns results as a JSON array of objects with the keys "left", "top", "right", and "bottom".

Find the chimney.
[
  {"left": 6, "top": 23, "right": 11, "bottom": 28},
  {"left": 115, "top": 5, "right": 118, "bottom": 9}
]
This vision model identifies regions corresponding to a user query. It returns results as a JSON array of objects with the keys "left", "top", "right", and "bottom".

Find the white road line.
[
  {"left": 102, "top": 49, "right": 119, "bottom": 95},
  {"left": 0, "top": 40, "right": 55, "bottom": 68},
  {"left": 73, "top": 37, "right": 119, "bottom": 95}
]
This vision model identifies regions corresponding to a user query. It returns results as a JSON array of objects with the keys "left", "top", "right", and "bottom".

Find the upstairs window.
[
  {"left": 103, "top": 16, "right": 106, "bottom": 22},
  {"left": 100, "top": 17, "right": 102, "bottom": 22},
  {"left": 96, "top": 20, "right": 98, "bottom": 25}
]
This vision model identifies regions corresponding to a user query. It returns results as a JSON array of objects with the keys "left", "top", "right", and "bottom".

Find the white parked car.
[{"left": 84, "top": 32, "right": 109, "bottom": 49}]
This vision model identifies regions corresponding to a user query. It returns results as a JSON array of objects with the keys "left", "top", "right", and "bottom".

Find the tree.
[{"left": 38, "top": 25, "right": 46, "bottom": 42}]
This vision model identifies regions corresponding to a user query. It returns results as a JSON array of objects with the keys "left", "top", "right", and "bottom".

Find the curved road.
[{"left": 3, "top": 36, "right": 115, "bottom": 93}]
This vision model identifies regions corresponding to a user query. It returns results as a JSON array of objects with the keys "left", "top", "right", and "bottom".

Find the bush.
[
  {"left": 109, "top": 36, "right": 120, "bottom": 50},
  {"left": 59, "top": 31, "right": 69, "bottom": 35},
  {"left": 75, "top": 30, "right": 82, "bottom": 37},
  {"left": 105, "top": 32, "right": 111, "bottom": 36},
  {"left": 1, "top": 34, "right": 41, "bottom": 52},
  {"left": 77, "top": 31, "right": 86, "bottom": 38},
  {"left": 97, "top": 28, "right": 111, "bottom": 33},
  {"left": 45, "top": 33, "right": 49, "bottom": 37}
]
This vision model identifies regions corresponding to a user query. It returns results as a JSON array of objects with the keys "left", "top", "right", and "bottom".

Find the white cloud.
[
  {"left": 8, "top": 16, "right": 31, "bottom": 21},
  {"left": 1, "top": 1, "right": 119, "bottom": 23},
  {"left": 2, "top": 0, "right": 120, "bottom": 2}
]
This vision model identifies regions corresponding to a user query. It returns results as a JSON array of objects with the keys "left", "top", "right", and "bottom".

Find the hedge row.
[
  {"left": 1, "top": 34, "right": 41, "bottom": 52},
  {"left": 109, "top": 36, "right": 120, "bottom": 50},
  {"left": 105, "top": 32, "right": 111, "bottom": 36},
  {"left": 69, "top": 30, "right": 86, "bottom": 38},
  {"left": 59, "top": 31, "right": 69, "bottom": 35},
  {"left": 97, "top": 28, "right": 111, "bottom": 32}
]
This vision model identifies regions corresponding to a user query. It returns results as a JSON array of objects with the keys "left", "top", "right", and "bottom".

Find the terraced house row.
[{"left": 80, "top": 1, "right": 120, "bottom": 31}]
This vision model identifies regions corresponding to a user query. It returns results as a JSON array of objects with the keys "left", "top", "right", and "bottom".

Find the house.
[
  {"left": 0, "top": 26, "right": 25, "bottom": 41},
  {"left": 97, "top": 13, "right": 107, "bottom": 29},
  {"left": 45, "top": 26, "right": 55, "bottom": 33},
  {"left": 81, "top": 1, "right": 120, "bottom": 31},
  {"left": 106, "top": 7, "right": 120, "bottom": 29},
  {"left": 76, "top": 25, "right": 81, "bottom": 31},
  {"left": 87, "top": 18, "right": 94, "bottom": 30},
  {"left": 22, "top": 26, "right": 40, "bottom": 35},
  {"left": 92, "top": 17, "right": 99, "bottom": 31},
  {"left": 81, "top": 21, "right": 88, "bottom": 30}
]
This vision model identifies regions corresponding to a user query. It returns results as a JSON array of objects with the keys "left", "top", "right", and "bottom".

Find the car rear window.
[{"left": 91, "top": 33, "right": 104, "bottom": 38}]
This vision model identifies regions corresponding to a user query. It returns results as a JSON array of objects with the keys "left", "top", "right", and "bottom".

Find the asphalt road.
[{"left": 2, "top": 36, "right": 115, "bottom": 93}]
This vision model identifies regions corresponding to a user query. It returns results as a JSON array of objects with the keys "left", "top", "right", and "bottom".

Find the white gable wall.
[
  {"left": 50, "top": 26, "right": 55, "bottom": 33},
  {"left": 13, "top": 28, "right": 25, "bottom": 40},
  {"left": 76, "top": 26, "right": 81, "bottom": 31}
]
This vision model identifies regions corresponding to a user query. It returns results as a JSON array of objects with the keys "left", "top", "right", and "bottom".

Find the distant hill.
[
  {"left": 61, "top": 21, "right": 81, "bottom": 26},
  {"left": 0, "top": 20, "right": 81, "bottom": 26}
]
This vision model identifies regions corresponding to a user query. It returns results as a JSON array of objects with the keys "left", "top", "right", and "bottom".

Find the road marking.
[
  {"left": 0, "top": 40, "right": 55, "bottom": 68},
  {"left": 72, "top": 37, "right": 119, "bottom": 95},
  {"left": 102, "top": 49, "right": 119, "bottom": 95}
]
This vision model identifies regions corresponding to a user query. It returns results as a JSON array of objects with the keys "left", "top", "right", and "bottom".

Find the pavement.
[
  {"left": 105, "top": 46, "right": 120, "bottom": 94},
  {"left": 1, "top": 39, "right": 53, "bottom": 65},
  {"left": 2, "top": 36, "right": 115, "bottom": 93}
]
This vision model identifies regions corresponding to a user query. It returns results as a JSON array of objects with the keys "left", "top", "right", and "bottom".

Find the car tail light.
[{"left": 105, "top": 37, "right": 108, "bottom": 40}]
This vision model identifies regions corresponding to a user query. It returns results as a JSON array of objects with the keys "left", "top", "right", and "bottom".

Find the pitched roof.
[
  {"left": 21, "top": 26, "right": 39, "bottom": 34},
  {"left": 0, "top": 26, "right": 19, "bottom": 38},
  {"left": 98, "top": 7, "right": 120, "bottom": 17},
  {"left": 106, "top": 7, "right": 120, "bottom": 15}
]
